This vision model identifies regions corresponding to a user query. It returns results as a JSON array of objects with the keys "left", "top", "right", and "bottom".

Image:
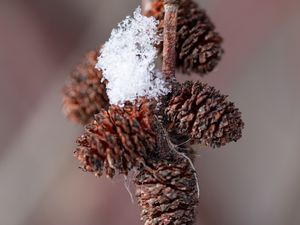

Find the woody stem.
[{"left": 162, "top": 0, "right": 179, "bottom": 80}]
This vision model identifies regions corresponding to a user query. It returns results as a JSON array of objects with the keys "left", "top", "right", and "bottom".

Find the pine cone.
[
  {"left": 146, "top": 0, "right": 224, "bottom": 75},
  {"left": 164, "top": 81, "right": 244, "bottom": 148},
  {"left": 63, "top": 49, "right": 109, "bottom": 125},
  {"left": 74, "top": 99, "right": 157, "bottom": 178},
  {"left": 135, "top": 158, "right": 198, "bottom": 225}
]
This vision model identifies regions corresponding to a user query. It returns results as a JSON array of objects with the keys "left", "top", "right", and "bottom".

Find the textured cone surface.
[
  {"left": 135, "top": 158, "right": 198, "bottom": 225},
  {"left": 63, "top": 49, "right": 109, "bottom": 125},
  {"left": 75, "top": 99, "right": 156, "bottom": 178},
  {"left": 165, "top": 81, "right": 244, "bottom": 148},
  {"left": 146, "top": 0, "right": 224, "bottom": 75}
]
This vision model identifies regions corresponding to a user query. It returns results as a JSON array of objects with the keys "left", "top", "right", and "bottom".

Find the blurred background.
[{"left": 0, "top": 0, "right": 300, "bottom": 225}]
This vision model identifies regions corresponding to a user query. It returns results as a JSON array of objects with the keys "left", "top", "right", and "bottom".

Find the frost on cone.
[
  {"left": 74, "top": 98, "right": 156, "bottom": 178},
  {"left": 135, "top": 158, "right": 198, "bottom": 225},
  {"left": 63, "top": 49, "right": 109, "bottom": 125},
  {"left": 146, "top": 0, "right": 224, "bottom": 75},
  {"left": 165, "top": 81, "right": 244, "bottom": 148}
]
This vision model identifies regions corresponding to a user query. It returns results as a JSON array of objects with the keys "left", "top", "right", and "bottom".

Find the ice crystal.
[{"left": 96, "top": 7, "right": 169, "bottom": 105}]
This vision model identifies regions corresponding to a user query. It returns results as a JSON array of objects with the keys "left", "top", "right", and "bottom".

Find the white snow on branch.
[{"left": 96, "top": 7, "right": 169, "bottom": 105}]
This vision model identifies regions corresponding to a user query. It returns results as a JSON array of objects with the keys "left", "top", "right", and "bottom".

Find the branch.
[{"left": 162, "top": 0, "right": 179, "bottom": 80}]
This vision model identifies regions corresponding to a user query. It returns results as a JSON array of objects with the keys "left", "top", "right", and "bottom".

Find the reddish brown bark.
[{"left": 162, "top": 0, "right": 179, "bottom": 80}]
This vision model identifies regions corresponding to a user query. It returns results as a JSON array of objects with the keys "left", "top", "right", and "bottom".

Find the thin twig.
[{"left": 162, "top": 0, "right": 179, "bottom": 80}]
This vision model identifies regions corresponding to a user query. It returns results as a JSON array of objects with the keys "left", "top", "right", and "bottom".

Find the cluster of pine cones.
[{"left": 62, "top": 1, "right": 244, "bottom": 224}]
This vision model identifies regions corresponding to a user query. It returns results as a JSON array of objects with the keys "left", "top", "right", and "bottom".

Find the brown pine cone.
[
  {"left": 146, "top": 0, "right": 224, "bottom": 75},
  {"left": 164, "top": 81, "right": 244, "bottom": 148},
  {"left": 74, "top": 99, "right": 157, "bottom": 178},
  {"left": 135, "top": 158, "right": 198, "bottom": 225},
  {"left": 62, "top": 49, "right": 109, "bottom": 125}
]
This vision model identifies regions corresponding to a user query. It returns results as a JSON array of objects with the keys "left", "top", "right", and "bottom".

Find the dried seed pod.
[
  {"left": 165, "top": 81, "right": 244, "bottom": 148},
  {"left": 74, "top": 99, "right": 156, "bottom": 178},
  {"left": 135, "top": 158, "right": 198, "bottom": 225},
  {"left": 146, "top": 0, "right": 224, "bottom": 75},
  {"left": 63, "top": 49, "right": 109, "bottom": 125}
]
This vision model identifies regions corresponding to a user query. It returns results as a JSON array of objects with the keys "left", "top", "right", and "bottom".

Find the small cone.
[
  {"left": 165, "top": 81, "right": 244, "bottom": 148},
  {"left": 74, "top": 98, "right": 156, "bottom": 178},
  {"left": 146, "top": 0, "right": 224, "bottom": 75},
  {"left": 135, "top": 157, "right": 198, "bottom": 225},
  {"left": 63, "top": 49, "right": 109, "bottom": 125}
]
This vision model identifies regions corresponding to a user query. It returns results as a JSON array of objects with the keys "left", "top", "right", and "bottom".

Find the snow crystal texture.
[{"left": 96, "top": 7, "right": 169, "bottom": 105}]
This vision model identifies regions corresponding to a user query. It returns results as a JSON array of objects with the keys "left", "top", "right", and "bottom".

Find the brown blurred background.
[{"left": 1, "top": 0, "right": 300, "bottom": 225}]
